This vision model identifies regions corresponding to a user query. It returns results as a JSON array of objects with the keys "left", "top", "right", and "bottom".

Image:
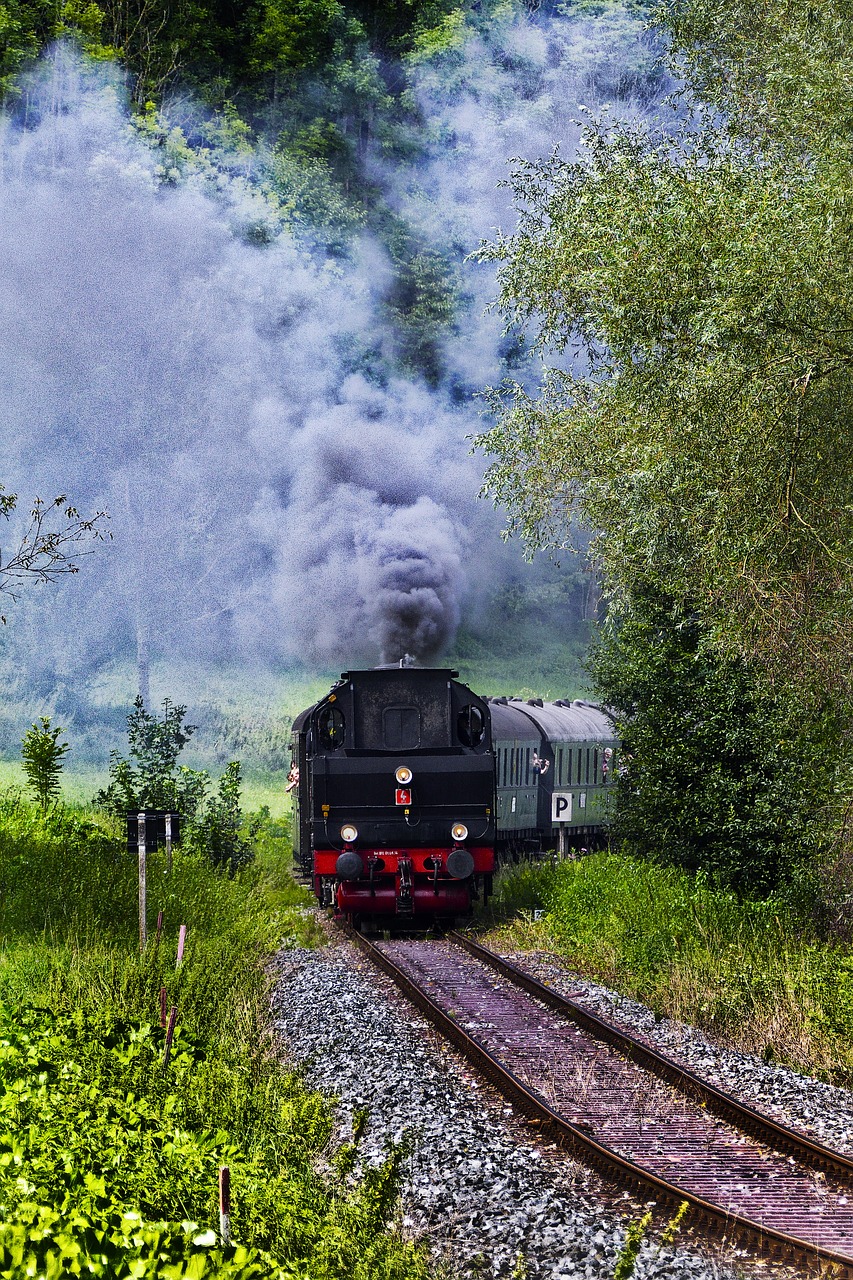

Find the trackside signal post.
[{"left": 127, "top": 811, "right": 181, "bottom": 950}]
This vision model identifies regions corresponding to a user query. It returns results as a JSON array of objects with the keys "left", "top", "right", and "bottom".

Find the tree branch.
[{"left": 0, "top": 491, "right": 111, "bottom": 622}]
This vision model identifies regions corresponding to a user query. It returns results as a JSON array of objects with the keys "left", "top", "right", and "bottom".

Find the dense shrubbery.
[
  {"left": 0, "top": 1006, "right": 420, "bottom": 1279},
  {"left": 590, "top": 593, "right": 839, "bottom": 901},
  {"left": 0, "top": 792, "right": 428, "bottom": 1279}
]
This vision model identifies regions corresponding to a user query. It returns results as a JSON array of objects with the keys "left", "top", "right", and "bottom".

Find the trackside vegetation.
[
  {"left": 0, "top": 790, "right": 431, "bottom": 1280},
  {"left": 476, "top": 0, "right": 853, "bottom": 905},
  {"left": 482, "top": 857, "right": 853, "bottom": 1085}
]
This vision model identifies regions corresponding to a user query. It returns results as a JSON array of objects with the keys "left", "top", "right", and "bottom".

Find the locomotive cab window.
[
  {"left": 383, "top": 706, "right": 420, "bottom": 750},
  {"left": 457, "top": 704, "right": 485, "bottom": 748},
  {"left": 317, "top": 704, "right": 346, "bottom": 751}
]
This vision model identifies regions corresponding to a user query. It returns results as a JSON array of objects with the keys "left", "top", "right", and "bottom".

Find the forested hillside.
[{"left": 0, "top": 0, "right": 660, "bottom": 766}]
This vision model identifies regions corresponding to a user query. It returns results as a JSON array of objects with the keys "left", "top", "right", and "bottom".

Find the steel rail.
[
  {"left": 339, "top": 921, "right": 853, "bottom": 1278},
  {"left": 452, "top": 930, "right": 853, "bottom": 1183}
]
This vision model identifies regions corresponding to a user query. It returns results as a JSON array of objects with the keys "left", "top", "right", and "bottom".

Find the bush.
[{"left": 590, "top": 591, "right": 838, "bottom": 901}]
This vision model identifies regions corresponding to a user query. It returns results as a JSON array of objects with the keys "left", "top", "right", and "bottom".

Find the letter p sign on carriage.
[{"left": 551, "top": 791, "right": 573, "bottom": 823}]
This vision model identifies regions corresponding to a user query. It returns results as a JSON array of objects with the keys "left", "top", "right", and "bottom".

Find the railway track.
[{"left": 341, "top": 924, "right": 853, "bottom": 1277}]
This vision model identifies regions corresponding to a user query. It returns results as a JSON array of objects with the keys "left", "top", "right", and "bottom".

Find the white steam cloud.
[{"left": 0, "top": 9, "right": 663, "bottom": 684}]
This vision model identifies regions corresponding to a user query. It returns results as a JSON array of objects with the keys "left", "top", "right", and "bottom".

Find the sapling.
[{"left": 21, "top": 716, "right": 69, "bottom": 808}]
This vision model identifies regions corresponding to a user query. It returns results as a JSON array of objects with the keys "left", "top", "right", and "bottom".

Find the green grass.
[
  {"left": 0, "top": 792, "right": 428, "bottom": 1279},
  {"left": 479, "top": 853, "right": 853, "bottom": 1085}
]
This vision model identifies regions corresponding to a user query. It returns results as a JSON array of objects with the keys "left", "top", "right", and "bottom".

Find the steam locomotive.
[{"left": 290, "top": 665, "right": 618, "bottom": 925}]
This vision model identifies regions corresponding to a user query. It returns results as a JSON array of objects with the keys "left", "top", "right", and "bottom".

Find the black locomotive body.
[{"left": 291, "top": 667, "right": 495, "bottom": 922}]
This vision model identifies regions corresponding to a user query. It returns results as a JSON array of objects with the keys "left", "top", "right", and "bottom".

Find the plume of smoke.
[
  {"left": 359, "top": 498, "right": 463, "bottom": 664},
  {"left": 0, "top": 6, "right": 669, "bottom": 694},
  {"left": 0, "top": 47, "right": 486, "bottom": 675}
]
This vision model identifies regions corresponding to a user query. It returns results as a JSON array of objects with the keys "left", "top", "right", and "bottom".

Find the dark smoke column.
[
  {"left": 358, "top": 494, "right": 466, "bottom": 665},
  {"left": 360, "top": 497, "right": 463, "bottom": 665}
]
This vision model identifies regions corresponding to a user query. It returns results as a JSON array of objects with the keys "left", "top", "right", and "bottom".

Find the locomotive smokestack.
[{"left": 374, "top": 653, "right": 418, "bottom": 670}]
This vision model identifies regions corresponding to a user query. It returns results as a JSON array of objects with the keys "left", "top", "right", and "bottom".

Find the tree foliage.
[
  {"left": 20, "top": 716, "right": 69, "bottom": 809},
  {"left": 473, "top": 0, "right": 853, "bottom": 885},
  {"left": 0, "top": 0, "right": 485, "bottom": 106},
  {"left": 660, "top": 0, "right": 853, "bottom": 157},
  {"left": 478, "top": 104, "right": 853, "bottom": 700},
  {"left": 591, "top": 592, "right": 836, "bottom": 898}
]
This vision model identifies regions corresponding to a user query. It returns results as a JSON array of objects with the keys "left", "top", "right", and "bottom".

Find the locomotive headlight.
[
  {"left": 451, "top": 822, "right": 469, "bottom": 843},
  {"left": 340, "top": 824, "right": 359, "bottom": 844},
  {"left": 395, "top": 765, "right": 413, "bottom": 785}
]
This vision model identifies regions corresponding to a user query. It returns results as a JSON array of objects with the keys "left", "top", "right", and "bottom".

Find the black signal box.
[{"left": 126, "top": 811, "right": 181, "bottom": 853}]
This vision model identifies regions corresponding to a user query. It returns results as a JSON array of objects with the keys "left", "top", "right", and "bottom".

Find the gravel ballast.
[
  {"left": 502, "top": 950, "right": 853, "bottom": 1157},
  {"left": 271, "top": 939, "right": 775, "bottom": 1280}
]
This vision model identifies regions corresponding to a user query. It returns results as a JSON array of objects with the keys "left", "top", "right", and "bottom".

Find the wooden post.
[
  {"left": 176, "top": 924, "right": 187, "bottom": 969},
  {"left": 159, "top": 986, "right": 167, "bottom": 1027},
  {"left": 163, "top": 1004, "right": 178, "bottom": 1065},
  {"left": 165, "top": 813, "right": 173, "bottom": 875},
  {"left": 154, "top": 909, "right": 164, "bottom": 951},
  {"left": 138, "top": 812, "right": 147, "bottom": 952},
  {"left": 219, "top": 1166, "right": 231, "bottom": 1246}
]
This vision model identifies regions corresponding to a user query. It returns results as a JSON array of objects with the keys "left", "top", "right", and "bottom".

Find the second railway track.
[{"left": 343, "top": 924, "right": 853, "bottom": 1277}]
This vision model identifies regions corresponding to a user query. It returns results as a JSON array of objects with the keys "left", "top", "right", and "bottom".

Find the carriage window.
[
  {"left": 383, "top": 706, "right": 420, "bottom": 749},
  {"left": 457, "top": 704, "right": 485, "bottom": 748},
  {"left": 317, "top": 705, "right": 345, "bottom": 751}
]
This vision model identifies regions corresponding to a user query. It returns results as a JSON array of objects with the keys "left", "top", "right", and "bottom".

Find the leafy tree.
[
  {"left": 203, "top": 760, "right": 252, "bottom": 872},
  {"left": 473, "top": 0, "right": 853, "bottom": 885},
  {"left": 478, "top": 112, "right": 853, "bottom": 703},
  {"left": 246, "top": 0, "right": 350, "bottom": 77},
  {"left": 384, "top": 228, "right": 459, "bottom": 383},
  {"left": 20, "top": 716, "right": 69, "bottom": 808},
  {"left": 660, "top": 0, "right": 853, "bottom": 158},
  {"left": 96, "top": 697, "right": 251, "bottom": 871},
  {"left": 0, "top": 0, "right": 58, "bottom": 98},
  {"left": 97, "top": 696, "right": 208, "bottom": 818}
]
